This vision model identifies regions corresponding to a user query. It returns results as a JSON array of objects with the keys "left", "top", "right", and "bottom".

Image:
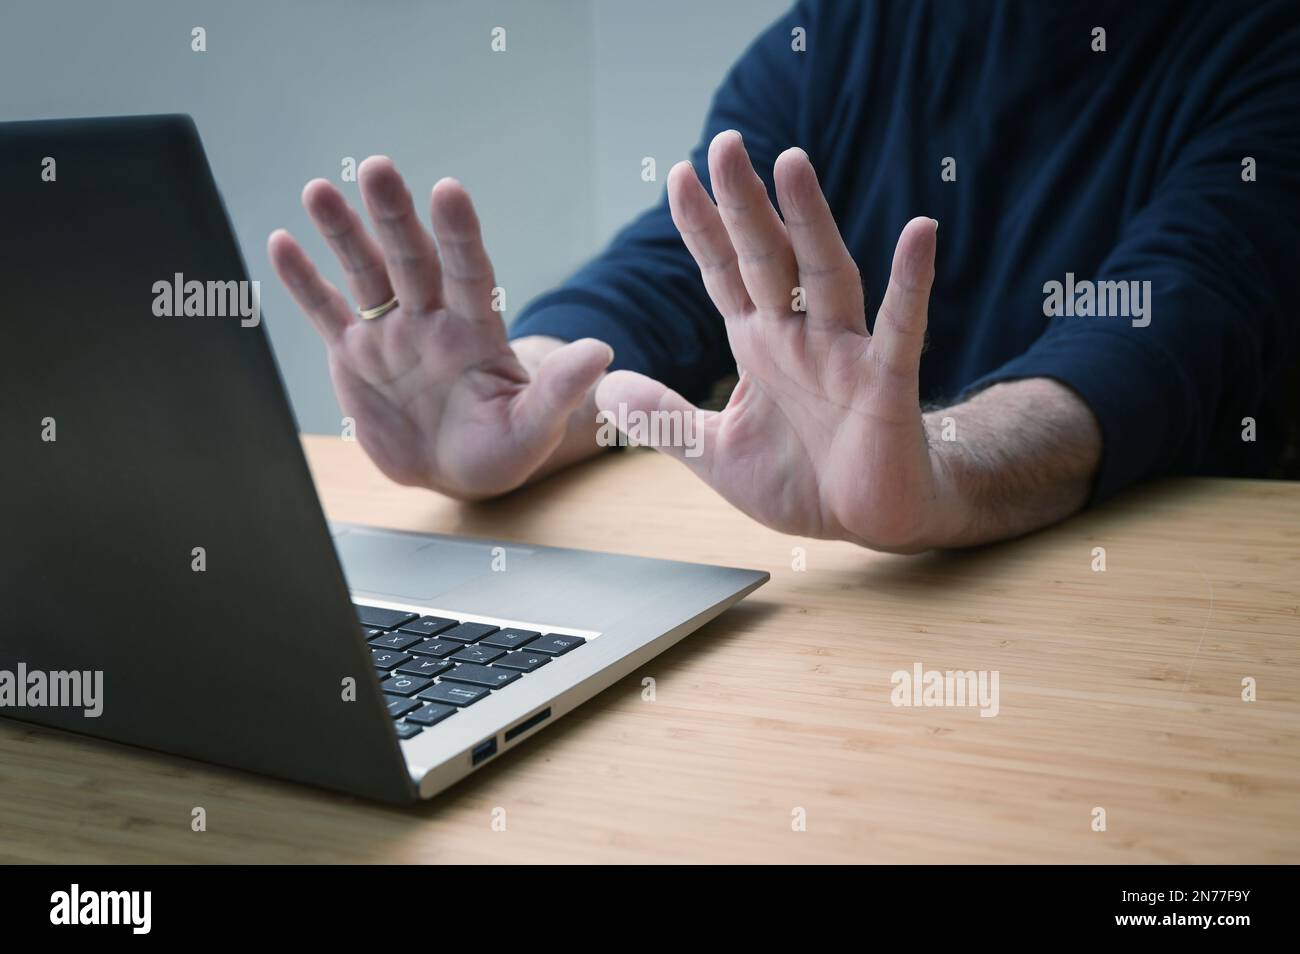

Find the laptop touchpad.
[{"left": 332, "top": 528, "right": 531, "bottom": 602}]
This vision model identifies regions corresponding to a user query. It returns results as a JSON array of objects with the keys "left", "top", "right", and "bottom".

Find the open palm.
[
  {"left": 597, "top": 132, "right": 947, "bottom": 551},
  {"left": 269, "top": 158, "right": 611, "bottom": 499}
]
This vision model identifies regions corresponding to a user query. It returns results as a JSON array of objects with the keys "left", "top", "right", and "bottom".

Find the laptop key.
[
  {"left": 451, "top": 644, "right": 504, "bottom": 665},
  {"left": 371, "top": 649, "right": 412, "bottom": 671},
  {"left": 363, "top": 627, "right": 385, "bottom": 640},
  {"left": 380, "top": 674, "right": 433, "bottom": 697},
  {"left": 441, "top": 662, "right": 520, "bottom": 689},
  {"left": 407, "top": 702, "right": 457, "bottom": 727},
  {"left": 385, "top": 696, "right": 421, "bottom": 718},
  {"left": 368, "top": 631, "right": 423, "bottom": 651},
  {"left": 396, "top": 657, "right": 452, "bottom": 678},
  {"left": 418, "top": 682, "right": 490, "bottom": 707},
  {"left": 408, "top": 638, "right": 463, "bottom": 658},
  {"left": 528, "top": 634, "right": 586, "bottom": 656},
  {"left": 491, "top": 651, "right": 550, "bottom": 673},
  {"left": 394, "top": 721, "right": 423, "bottom": 740},
  {"left": 439, "top": 622, "right": 499, "bottom": 643},
  {"left": 479, "top": 628, "right": 540, "bottom": 650},
  {"left": 355, "top": 604, "right": 419, "bottom": 630},
  {"left": 398, "top": 615, "right": 459, "bottom": 638}
]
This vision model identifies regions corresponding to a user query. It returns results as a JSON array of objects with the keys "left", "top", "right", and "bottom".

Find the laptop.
[{"left": 0, "top": 115, "right": 768, "bottom": 803}]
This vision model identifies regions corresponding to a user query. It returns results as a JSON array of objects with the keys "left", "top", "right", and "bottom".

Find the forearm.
[{"left": 923, "top": 378, "right": 1102, "bottom": 548}]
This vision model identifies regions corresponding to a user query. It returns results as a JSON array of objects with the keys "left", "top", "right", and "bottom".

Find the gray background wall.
[{"left": 0, "top": 0, "right": 789, "bottom": 432}]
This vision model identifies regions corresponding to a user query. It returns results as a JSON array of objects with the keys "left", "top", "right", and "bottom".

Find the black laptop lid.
[{"left": 0, "top": 115, "right": 413, "bottom": 802}]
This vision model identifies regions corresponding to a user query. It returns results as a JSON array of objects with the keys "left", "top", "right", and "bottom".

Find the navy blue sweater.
[{"left": 511, "top": 0, "right": 1300, "bottom": 501}]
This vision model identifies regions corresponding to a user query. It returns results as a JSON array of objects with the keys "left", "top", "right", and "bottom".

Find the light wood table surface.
[{"left": 3, "top": 435, "right": 1298, "bottom": 863}]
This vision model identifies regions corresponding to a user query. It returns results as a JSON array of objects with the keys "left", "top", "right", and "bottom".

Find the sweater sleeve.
[
  {"left": 508, "top": 1, "right": 815, "bottom": 403},
  {"left": 961, "top": 18, "right": 1300, "bottom": 501}
]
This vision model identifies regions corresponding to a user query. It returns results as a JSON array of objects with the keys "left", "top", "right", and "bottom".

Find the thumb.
[
  {"left": 522, "top": 337, "right": 614, "bottom": 423},
  {"left": 595, "top": 370, "right": 714, "bottom": 469}
]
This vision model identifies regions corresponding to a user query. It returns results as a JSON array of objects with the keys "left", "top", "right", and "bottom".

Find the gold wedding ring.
[{"left": 358, "top": 295, "right": 399, "bottom": 320}]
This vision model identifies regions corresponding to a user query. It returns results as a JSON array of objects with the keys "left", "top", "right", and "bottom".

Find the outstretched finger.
[
  {"left": 667, "top": 160, "right": 752, "bottom": 318},
  {"left": 773, "top": 147, "right": 866, "bottom": 332},
  {"left": 873, "top": 216, "right": 938, "bottom": 377},
  {"left": 267, "top": 228, "right": 353, "bottom": 342},
  {"left": 357, "top": 156, "right": 444, "bottom": 314},
  {"left": 301, "top": 178, "right": 394, "bottom": 314},
  {"left": 430, "top": 177, "right": 499, "bottom": 323},
  {"left": 707, "top": 130, "right": 799, "bottom": 313}
]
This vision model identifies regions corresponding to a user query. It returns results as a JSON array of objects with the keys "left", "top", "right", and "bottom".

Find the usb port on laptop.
[{"left": 471, "top": 737, "right": 498, "bottom": 765}]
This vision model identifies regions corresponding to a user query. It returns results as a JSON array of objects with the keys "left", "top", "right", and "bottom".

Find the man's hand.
[
  {"left": 597, "top": 131, "right": 1100, "bottom": 551},
  {"left": 268, "top": 158, "right": 612, "bottom": 500}
]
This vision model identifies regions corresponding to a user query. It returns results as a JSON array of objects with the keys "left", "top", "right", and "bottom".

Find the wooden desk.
[{"left": 3, "top": 436, "right": 1297, "bottom": 863}]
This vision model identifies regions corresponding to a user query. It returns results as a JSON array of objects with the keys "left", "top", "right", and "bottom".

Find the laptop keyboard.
[{"left": 355, "top": 603, "right": 586, "bottom": 741}]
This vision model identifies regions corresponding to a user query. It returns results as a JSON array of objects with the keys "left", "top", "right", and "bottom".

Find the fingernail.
[{"left": 930, "top": 217, "right": 939, "bottom": 232}]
